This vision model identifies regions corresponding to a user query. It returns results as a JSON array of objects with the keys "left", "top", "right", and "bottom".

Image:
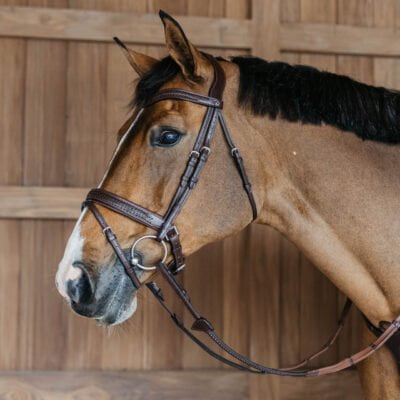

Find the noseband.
[{"left": 83, "top": 57, "right": 400, "bottom": 377}]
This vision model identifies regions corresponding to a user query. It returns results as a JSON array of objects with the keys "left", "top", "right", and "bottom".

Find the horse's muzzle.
[{"left": 64, "top": 253, "right": 141, "bottom": 325}]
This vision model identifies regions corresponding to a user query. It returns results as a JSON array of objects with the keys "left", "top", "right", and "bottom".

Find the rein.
[{"left": 83, "top": 57, "right": 400, "bottom": 377}]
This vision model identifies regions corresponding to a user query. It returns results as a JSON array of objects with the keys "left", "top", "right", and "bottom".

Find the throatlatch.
[{"left": 83, "top": 52, "right": 400, "bottom": 377}]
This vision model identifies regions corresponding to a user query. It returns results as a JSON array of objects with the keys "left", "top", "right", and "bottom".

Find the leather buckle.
[
  {"left": 166, "top": 226, "right": 179, "bottom": 240},
  {"left": 102, "top": 226, "right": 116, "bottom": 240},
  {"left": 102, "top": 226, "right": 112, "bottom": 234},
  {"left": 231, "top": 147, "right": 239, "bottom": 156},
  {"left": 201, "top": 146, "right": 211, "bottom": 155},
  {"left": 190, "top": 150, "right": 200, "bottom": 158}
]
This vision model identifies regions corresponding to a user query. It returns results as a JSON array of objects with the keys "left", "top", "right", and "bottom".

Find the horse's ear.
[
  {"left": 113, "top": 37, "right": 157, "bottom": 76},
  {"left": 159, "top": 10, "right": 208, "bottom": 83}
]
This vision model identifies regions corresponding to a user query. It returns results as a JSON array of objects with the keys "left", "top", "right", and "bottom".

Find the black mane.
[{"left": 134, "top": 55, "right": 400, "bottom": 144}]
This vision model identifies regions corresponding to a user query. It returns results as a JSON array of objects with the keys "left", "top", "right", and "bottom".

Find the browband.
[{"left": 145, "top": 89, "right": 223, "bottom": 109}]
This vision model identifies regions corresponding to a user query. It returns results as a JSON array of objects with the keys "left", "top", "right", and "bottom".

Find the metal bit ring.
[{"left": 130, "top": 235, "right": 168, "bottom": 271}]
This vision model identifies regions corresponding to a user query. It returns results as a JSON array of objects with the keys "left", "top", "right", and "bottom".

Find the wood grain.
[
  {"left": 0, "top": 370, "right": 248, "bottom": 400},
  {"left": 0, "top": 38, "right": 24, "bottom": 186},
  {"left": 249, "top": 226, "right": 281, "bottom": 400},
  {"left": 281, "top": 22, "right": 400, "bottom": 56},
  {"left": 0, "top": 5, "right": 252, "bottom": 48},
  {"left": 3, "top": 6, "right": 400, "bottom": 57},
  {"left": 279, "top": 370, "right": 363, "bottom": 399},
  {"left": 279, "top": 236, "right": 301, "bottom": 366},
  {"left": 0, "top": 220, "right": 21, "bottom": 369},
  {"left": 0, "top": 370, "right": 364, "bottom": 400},
  {"left": 23, "top": 39, "right": 67, "bottom": 187},
  {"left": 18, "top": 219, "right": 67, "bottom": 369},
  {"left": 65, "top": 41, "right": 109, "bottom": 187},
  {"left": 0, "top": 35, "right": 25, "bottom": 371},
  {"left": 251, "top": 0, "right": 280, "bottom": 59},
  {"left": 0, "top": 186, "right": 87, "bottom": 219},
  {"left": 249, "top": 1, "right": 281, "bottom": 398}
]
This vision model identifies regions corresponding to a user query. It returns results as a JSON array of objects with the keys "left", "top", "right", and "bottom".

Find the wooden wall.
[{"left": 2, "top": 0, "right": 400, "bottom": 399}]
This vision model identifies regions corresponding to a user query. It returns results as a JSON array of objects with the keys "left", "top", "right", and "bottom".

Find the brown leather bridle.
[{"left": 83, "top": 56, "right": 400, "bottom": 377}]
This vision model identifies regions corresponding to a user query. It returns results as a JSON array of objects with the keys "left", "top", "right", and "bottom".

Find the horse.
[{"left": 56, "top": 10, "right": 400, "bottom": 399}]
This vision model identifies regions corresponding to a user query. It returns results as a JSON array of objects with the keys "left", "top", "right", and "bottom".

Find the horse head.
[{"left": 56, "top": 11, "right": 260, "bottom": 325}]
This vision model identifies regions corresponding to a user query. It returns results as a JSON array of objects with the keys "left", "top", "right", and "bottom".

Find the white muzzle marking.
[{"left": 56, "top": 210, "right": 86, "bottom": 299}]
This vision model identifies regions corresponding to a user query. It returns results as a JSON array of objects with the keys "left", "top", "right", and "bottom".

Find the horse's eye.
[{"left": 154, "top": 129, "right": 182, "bottom": 147}]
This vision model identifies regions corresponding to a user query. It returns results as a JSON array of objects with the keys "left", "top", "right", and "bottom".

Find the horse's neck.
[{"left": 252, "top": 117, "right": 400, "bottom": 323}]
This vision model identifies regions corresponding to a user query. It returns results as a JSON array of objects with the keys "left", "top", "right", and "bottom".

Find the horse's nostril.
[{"left": 66, "top": 268, "right": 93, "bottom": 305}]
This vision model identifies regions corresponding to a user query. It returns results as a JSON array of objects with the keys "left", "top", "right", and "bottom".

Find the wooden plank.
[
  {"left": 280, "top": 0, "right": 300, "bottom": 23},
  {"left": 0, "top": 369, "right": 363, "bottom": 399},
  {"left": 16, "top": 0, "right": 69, "bottom": 370},
  {"left": 65, "top": 41, "right": 109, "bottom": 187},
  {"left": 249, "top": 0, "right": 280, "bottom": 398},
  {"left": 300, "top": 0, "right": 336, "bottom": 23},
  {"left": 0, "top": 370, "right": 248, "bottom": 400},
  {"left": 0, "top": 220, "right": 21, "bottom": 369},
  {"left": 17, "top": 220, "right": 67, "bottom": 369},
  {"left": 0, "top": 1, "right": 26, "bottom": 372},
  {"left": 337, "top": 0, "right": 374, "bottom": 27},
  {"left": 103, "top": 42, "right": 136, "bottom": 167},
  {"left": 225, "top": 0, "right": 250, "bottom": 19},
  {"left": 23, "top": 39, "right": 67, "bottom": 186},
  {"left": 0, "top": 5, "right": 253, "bottom": 48},
  {"left": 148, "top": 0, "right": 187, "bottom": 15},
  {"left": 187, "top": 0, "right": 224, "bottom": 17},
  {"left": 0, "top": 1, "right": 26, "bottom": 8},
  {"left": 299, "top": 255, "right": 338, "bottom": 366},
  {"left": 279, "top": 236, "right": 301, "bottom": 366},
  {"left": 0, "top": 186, "right": 86, "bottom": 219},
  {"left": 279, "top": 370, "right": 363, "bottom": 400},
  {"left": 374, "top": 57, "right": 400, "bottom": 90},
  {"left": 222, "top": 230, "right": 250, "bottom": 366},
  {"left": 337, "top": 55, "right": 374, "bottom": 85},
  {"left": 280, "top": 22, "right": 400, "bottom": 56},
  {"left": 0, "top": 38, "right": 25, "bottom": 186},
  {"left": 251, "top": 0, "right": 280, "bottom": 59},
  {"left": 373, "top": 0, "right": 396, "bottom": 28},
  {"left": 248, "top": 226, "right": 281, "bottom": 400}
]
